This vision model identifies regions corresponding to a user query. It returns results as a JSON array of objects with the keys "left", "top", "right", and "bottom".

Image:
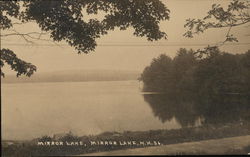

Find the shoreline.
[
  {"left": 2, "top": 122, "right": 250, "bottom": 156},
  {"left": 80, "top": 135, "right": 250, "bottom": 156}
]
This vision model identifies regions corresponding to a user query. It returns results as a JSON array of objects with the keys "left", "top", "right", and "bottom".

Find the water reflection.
[{"left": 143, "top": 93, "right": 250, "bottom": 127}]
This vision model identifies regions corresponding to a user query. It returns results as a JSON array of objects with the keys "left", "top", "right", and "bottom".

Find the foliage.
[
  {"left": 140, "top": 54, "right": 174, "bottom": 92},
  {"left": 0, "top": 49, "right": 36, "bottom": 77},
  {"left": 193, "top": 50, "right": 249, "bottom": 95},
  {"left": 141, "top": 48, "right": 250, "bottom": 128},
  {"left": 140, "top": 48, "right": 250, "bottom": 95},
  {"left": 0, "top": 0, "right": 170, "bottom": 77},
  {"left": 184, "top": 0, "right": 250, "bottom": 57},
  {"left": 0, "top": 1, "right": 20, "bottom": 30},
  {"left": 184, "top": 0, "right": 249, "bottom": 39},
  {"left": 140, "top": 48, "right": 198, "bottom": 93}
]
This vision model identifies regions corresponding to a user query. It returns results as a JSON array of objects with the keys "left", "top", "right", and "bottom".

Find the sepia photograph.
[{"left": 1, "top": 0, "right": 250, "bottom": 156}]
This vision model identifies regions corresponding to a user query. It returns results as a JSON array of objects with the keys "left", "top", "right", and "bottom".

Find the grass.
[{"left": 2, "top": 122, "right": 250, "bottom": 156}]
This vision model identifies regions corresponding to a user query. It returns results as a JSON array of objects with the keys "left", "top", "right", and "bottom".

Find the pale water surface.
[{"left": 2, "top": 81, "right": 181, "bottom": 140}]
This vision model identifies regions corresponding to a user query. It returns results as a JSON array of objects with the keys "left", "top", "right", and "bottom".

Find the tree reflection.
[{"left": 143, "top": 93, "right": 250, "bottom": 127}]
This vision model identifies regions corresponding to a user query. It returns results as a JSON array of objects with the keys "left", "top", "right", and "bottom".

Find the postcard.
[{"left": 1, "top": 0, "right": 250, "bottom": 156}]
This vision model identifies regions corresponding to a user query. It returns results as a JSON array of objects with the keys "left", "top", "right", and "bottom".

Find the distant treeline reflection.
[{"left": 140, "top": 48, "right": 250, "bottom": 127}]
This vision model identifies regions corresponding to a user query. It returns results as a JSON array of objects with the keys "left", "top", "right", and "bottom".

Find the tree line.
[{"left": 140, "top": 48, "right": 250, "bottom": 96}]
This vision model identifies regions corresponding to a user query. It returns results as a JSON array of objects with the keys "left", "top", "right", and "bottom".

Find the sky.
[{"left": 1, "top": 0, "right": 250, "bottom": 75}]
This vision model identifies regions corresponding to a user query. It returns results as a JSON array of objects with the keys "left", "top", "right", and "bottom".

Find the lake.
[
  {"left": 2, "top": 80, "right": 249, "bottom": 140},
  {"left": 2, "top": 81, "right": 181, "bottom": 140}
]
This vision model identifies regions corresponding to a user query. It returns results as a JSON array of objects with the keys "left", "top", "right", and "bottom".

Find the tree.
[
  {"left": 140, "top": 48, "right": 198, "bottom": 93},
  {"left": 172, "top": 48, "right": 197, "bottom": 92},
  {"left": 193, "top": 48, "right": 248, "bottom": 95},
  {"left": 140, "top": 54, "right": 174, "bottom": 92},
  {"left": 141, "top": 47, "right": 250, "bottom": 94},
  {"left": 184, "top": 0, "right": 250, "bottom": 58},
  {"left": 0, "top": 0, "right": 170, "bottom": 77}
]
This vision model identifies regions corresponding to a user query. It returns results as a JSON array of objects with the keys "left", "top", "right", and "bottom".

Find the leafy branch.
[
  {"left": 0, "top": 48, "right": 37, "bottom": 77},
  {"left": 1, "top": 0, "right": 170, "bottom": 77},
  {"left": 184, "top": 0, "right": 250, "bottom": 58}
]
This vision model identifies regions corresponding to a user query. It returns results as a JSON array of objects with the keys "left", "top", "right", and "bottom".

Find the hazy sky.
[{"left": 2, "top": 0, "right": 250, "bottom": 74}]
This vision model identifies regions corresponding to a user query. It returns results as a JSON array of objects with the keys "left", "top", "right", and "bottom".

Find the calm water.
[
  {"left": 2, "top": 80, "right": 249, "bottom": 140},
  {"left": 2, "top": 81, "right": 181, "bottom": 140}
]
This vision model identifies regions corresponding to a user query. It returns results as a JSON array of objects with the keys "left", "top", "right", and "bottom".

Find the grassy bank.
[
  {"left": 226, "top": 145, "right": 250, "bottom": 155},
  {"left": 2, "top": 122, "right": 250, "bottom": 156}
]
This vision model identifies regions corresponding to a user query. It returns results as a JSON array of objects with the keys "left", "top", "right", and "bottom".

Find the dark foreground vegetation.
[{"left": 2, "top": 122, "right": 250, "bottom": 156}]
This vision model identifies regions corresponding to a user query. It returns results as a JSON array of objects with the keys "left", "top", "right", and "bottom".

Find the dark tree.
[
  {"left": 140, "top": 48, "right": 250, "bottom": 95},
  {"left": 140, "top": 48, "right": 197, "bottom": 93},
  {"left": 139, "top": 54, "right": 174, "bottom": 92},
  {"left": 0, "top": 0, "right": 170, "bottom": 77}
]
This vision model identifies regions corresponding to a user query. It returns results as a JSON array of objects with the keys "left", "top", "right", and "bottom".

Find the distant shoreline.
[
  {"left": 1, "top": 69, "right": 141, "bottom": 84},
  {"left": 1, "top": 79, "right": 140, "bottom": 84}
]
